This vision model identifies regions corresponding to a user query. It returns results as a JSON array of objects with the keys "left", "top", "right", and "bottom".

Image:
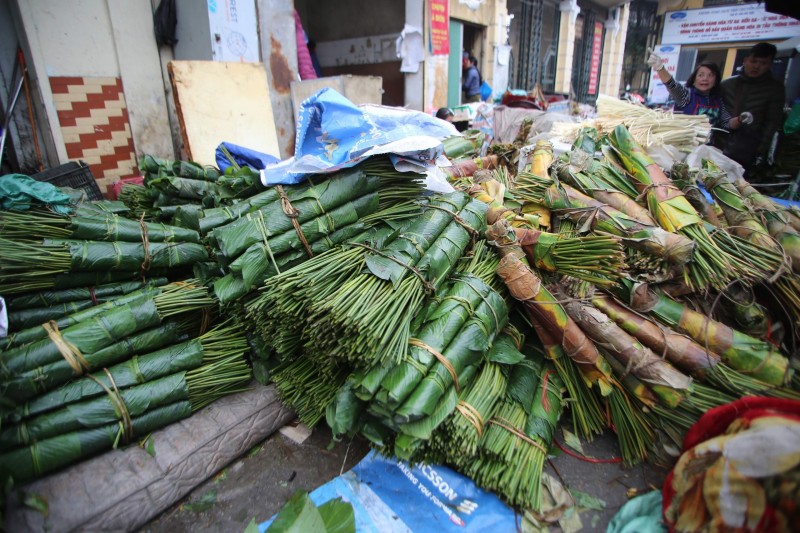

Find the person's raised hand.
[
  {"left": 646, "top": 48, "right": 665, "bottom": 71},
  {"left": 739, "top": 112, "right": 754, "bottom": 125}
]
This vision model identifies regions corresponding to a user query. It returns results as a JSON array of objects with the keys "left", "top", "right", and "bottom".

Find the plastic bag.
[
  {"left": 261, "top": 89, "right": 458, "bottom": 186},
  {"left": 784, "top": 99, "right": 800, "bottom": 134},
  {"left": 480, "top": 80, "right": 492, "bottom": 102}
]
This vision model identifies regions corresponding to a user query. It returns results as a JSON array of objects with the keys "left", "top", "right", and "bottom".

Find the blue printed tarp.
[
  {"left": 259, "top": 451, "right": 518, "bottom": 532},
  {"left": 261, "top": 88, "right": 459, "bottom": 186}
]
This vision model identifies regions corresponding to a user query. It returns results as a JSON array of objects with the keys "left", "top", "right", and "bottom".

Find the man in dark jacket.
[
  {"left": 462, "top": 52, "right": 481, "bottom": 103},
  {"left": 718, "top": 43, "right": 785, "bottom": 173}
]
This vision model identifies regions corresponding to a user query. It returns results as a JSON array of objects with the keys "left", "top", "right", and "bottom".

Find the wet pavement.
[{"left": 140, "top": 419, "right": 667, "bottom": 533}]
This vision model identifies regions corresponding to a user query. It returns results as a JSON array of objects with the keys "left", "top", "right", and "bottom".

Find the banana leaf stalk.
[
  {"left": 670, "top": 163, "right": 724, "bottom": 228},
  {"left": 617, "top": 280, "right": 793, "bottom": 387},
  {"left": 485, "top": 218, "right": 624, "bottom": 285},
  {"left": 7, "top": 279, "right": 169, "bottom": 332},
  {"left": 0, "top": 281, "right": 214, "bottom": 380},
  {"left": 701, "top": 161, "right": 781, "bottom": 254},
  {"left": 516, "top": 174, "right": 695, "bottom": 267},
  {"left": 607, "top": 125, "right": 734, "bottom": 291},
  {"left": 553, "top": 154, "right": 657, "bottom": 226},
  {"left": 0, "top": 210, "right": 200, "bottom": 243},
  {"left": 704, "top": 222, "right": 787, "bottom": 282},
  {"left": 0, "top": 354, "right": 251, "bottom": 450},
  {"left": 733, "top": 177, "right": 800, "bottom": 275},
  {"left": 559, "top": 297, "right": 693, "bottom": 408},
  {"left": 9, "top": 322, "right": 247, "bottom": 421},
  {"left": 442, "top": 155, "right": 500, "bottom": 180},
  {"left": 468, "top": 178, "right": 549, "bottom": 230},
  {"left": 495, "top": 253, "right": 616, "bottom": 396}
]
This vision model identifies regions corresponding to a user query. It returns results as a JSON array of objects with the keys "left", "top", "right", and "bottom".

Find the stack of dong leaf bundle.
[
  {"left": 480, "top": 125, "right": 800, "bottom": 468},
  {"left": 119, "top": 154, "right": 265, "bottom": 224},
  {"left": 243, "top": 182, "right": 626, "bottom": 512},
  {"left": 239, "top": 124, "right": 800, "bottom": 516},
  {"left": 0, "top": 194, "right": 252, "bottom": 485}
]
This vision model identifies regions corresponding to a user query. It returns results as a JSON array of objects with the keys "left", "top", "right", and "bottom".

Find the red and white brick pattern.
[{"left": 50, "top": 76, "right": 138, "bottom": 195}]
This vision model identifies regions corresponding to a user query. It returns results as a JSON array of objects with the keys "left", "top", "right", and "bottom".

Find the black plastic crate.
[{"left": 30, "top": 160, "right": 103, "bottom": 201}]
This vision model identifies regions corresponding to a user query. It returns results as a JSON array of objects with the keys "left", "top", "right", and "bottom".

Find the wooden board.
[{"left": 168, "top": 61, "right": 280, "bottom": 166}]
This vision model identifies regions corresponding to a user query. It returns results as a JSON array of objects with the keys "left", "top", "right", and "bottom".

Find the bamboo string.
[
  {"left": 409, "top": 338, "right": 460, "bottom": 392},
  {"left": 275, "top": 184, "right": 314, "bottom": 258},
  {"left": 138, "top": 215, "right": 151, "bottom": 272},
  {"left": 43, "top": 320, "right": 90, "bottom": 375},
  {"left": 88, "top": 368, "right": 134, "bottom": 444},
  {"left": 486, "top": 417, "right": 548, "bottom": 454},
  {"left": 455, "top": 400, "right": 485, "bottom": 437}
]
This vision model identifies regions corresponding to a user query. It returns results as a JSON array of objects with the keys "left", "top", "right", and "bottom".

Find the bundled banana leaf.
[
  {"left": 207, "top": 160, "right": 424, "bottom": 303},
  {"left": 6, "top": 278, "right": 168, "bottom": 332},
  {"left": 485, "top": 218, "right": 624, "bottom": 285},
  {"left": 514, "top": 159, "right": 696, "bottom": 269},
  {"left": 250, "top": 191, "right": 487, "bottom": 368},
  {"left": 0, "top": 346, "right": 250, "bottom": 484},
  {"left": 0, "top": 402, "right": 191, "bottom": 483},
  {"left": 607, "top": 125, "right": 734, "bottom": 291},
  {"left": 6, "top": 321, "right": 246, "bottom": 422},
  {"left": 464, "top": 356, "right": 564, "bottom": 511},
  {"left": 0, "top": 354, "right": 250, "bottom": 451},
  {"left": 614, "top": 280, "right": 793, "bottom": 387},
  {"left": 0, "top": 281, "right": 215, "bottom": 401},
  {"left": 140, "top": 154, "right": 221, "bottom": 183},
  {"left": 0, "top": 318, "right": 192, "bottom": 418},
  {"left": 591, "top": 293, "right": 800, "bottom": 400},
  {"left": 0, "top": 209, "right": 200, "bottom": 243},
  {"left": 0, "top": 285, "right": 165, "bottom": 350}
]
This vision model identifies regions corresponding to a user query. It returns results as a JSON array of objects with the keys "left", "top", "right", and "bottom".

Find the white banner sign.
[
  {"left": 663, "top": 4, "right": 800, "bottom": 45},
  {"left": 208, "top": 0, "right": 259, "bottom": 63},
  {"left": 647, "top": 44, "right": 682, "bottom": 105}
]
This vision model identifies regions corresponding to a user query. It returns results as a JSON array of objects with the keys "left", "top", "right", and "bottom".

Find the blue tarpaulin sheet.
[
  {"left": 259, "top": 451, "right": 518, "bottom": 532},
  {"left": 215, "top": 142, "right": 280, "bottom": 172},
  {"left": 260, "top": 88, "right": 459, "bottom": 186}
]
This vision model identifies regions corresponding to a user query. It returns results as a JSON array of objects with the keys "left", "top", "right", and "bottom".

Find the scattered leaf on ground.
[
  {"left": 243, "top": 518, "right": 260, "bottom": 533},
  {"left": 569, "top": 488, "right": 606, "bottom": 511},
  {"left": 24, "top": 493, "right": 49, "bottom": 517},
  {"left": 562, "top": 428, "right": 584, "bottom": 455},
  {"left": 182, "top": 489, "right": 217, "bottom": 513}
]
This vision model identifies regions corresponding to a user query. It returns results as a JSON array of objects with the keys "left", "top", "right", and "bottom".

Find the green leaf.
[
  {"left": 318, "top": 497, "right": 356, "bottom": 533},
  {"left": 487, "top": 335, "right": 525, "bottom": 365},
  {"left": 24, "top": 493, "right": 49, "bottom": 517},
  {"left": 244, "top": 518, "right": 260, "bottom": 533},
  {"left": 143, "top": 435, "right": 156, "bottom": 457},
  {"left": 506, "top": 360, "right": 541, "bottom": 414},
  {"left": 562, "top": 428, "right": 584, "bottom": 456},
  {"left": 183, "top": 489, "right": 217, "bottom": 513},
  {"left": 568, "top": 489, "right": 606, "bottom": 511},
  {"left": 266, "top": 490, "right": 326, "bottom": 533}
]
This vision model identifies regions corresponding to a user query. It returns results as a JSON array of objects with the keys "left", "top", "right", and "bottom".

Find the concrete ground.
[{"left": 140, "top": 419, "right": 668, "bottom": 533}]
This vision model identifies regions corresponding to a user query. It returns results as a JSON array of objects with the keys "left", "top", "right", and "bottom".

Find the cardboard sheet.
[{"left": 168, "top": 61, "right": 280, "bottom": 167}]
